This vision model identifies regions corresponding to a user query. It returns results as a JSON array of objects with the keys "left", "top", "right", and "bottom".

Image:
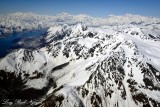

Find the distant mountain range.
[{"left": 0, "top": 12, "right": 160, "bottom": 37}]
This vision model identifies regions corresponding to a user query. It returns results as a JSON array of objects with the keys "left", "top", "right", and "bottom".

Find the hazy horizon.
[
  {"left": 1, "top": 12, "right": 160, "bottom": 18},
  {"left": 0, "top": 0, "right": 160, "bottom": 17}
]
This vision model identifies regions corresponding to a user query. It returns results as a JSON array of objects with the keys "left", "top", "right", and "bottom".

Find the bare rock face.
[{"left": 0, "top": 17, "right": 160, "bottom": 107}]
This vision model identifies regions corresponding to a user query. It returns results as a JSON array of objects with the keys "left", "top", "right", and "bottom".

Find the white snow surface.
[{"left": 0, "top": 14, "right": 160, "bottom": 107}]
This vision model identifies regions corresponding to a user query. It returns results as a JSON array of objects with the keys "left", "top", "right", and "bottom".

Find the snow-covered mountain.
[
  {"left": 0, "top": 14, "right": 160, "bottom": 107},
  {"left": 0, "top": 12, "right": 160, "bottom": 37}
]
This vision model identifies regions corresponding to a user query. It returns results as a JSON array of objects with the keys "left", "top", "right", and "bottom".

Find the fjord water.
[{"left": 0, "top": 29, "right": 47, "bottom": 58}]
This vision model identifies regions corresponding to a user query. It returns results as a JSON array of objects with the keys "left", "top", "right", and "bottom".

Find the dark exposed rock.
[
  {"left": 51, "top": 62, "right": 69, "bottom": 73},
  {"left": 91, "top": 92, "right": 102, "bottom": 107},
  {"left": 43, "top": 94, "right": 65, "bottom": 107}
]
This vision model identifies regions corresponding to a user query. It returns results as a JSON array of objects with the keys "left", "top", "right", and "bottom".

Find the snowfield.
[{"left": 0, "top": 13, "right": 160, "bottom": 107}]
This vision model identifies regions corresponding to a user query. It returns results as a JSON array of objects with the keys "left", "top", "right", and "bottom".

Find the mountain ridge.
[{"left": 0, "top": 22, "right": 160, "bottom": 106}]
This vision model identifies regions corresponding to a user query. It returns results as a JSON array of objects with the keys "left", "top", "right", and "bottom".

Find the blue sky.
[{"left": 0, "top": 0, "right": 160, "bottom": 17}]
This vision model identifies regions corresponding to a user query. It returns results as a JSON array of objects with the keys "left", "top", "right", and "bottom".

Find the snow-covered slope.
[{"left": 0, "top": 18, "right": 160, "bottom": 106}]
